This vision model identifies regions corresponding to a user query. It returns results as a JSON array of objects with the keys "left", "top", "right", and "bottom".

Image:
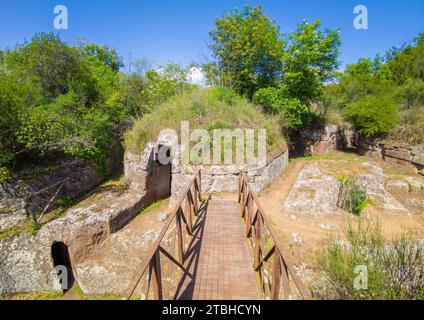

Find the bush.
[
  {"left": 253, "top": 87, "right": 310, "bottom": 130},
  {"left": 337, "top": 176, "right": 370, "bottom": 216},
  {"left": 318, "top": 221, "right": 424, "bottom": 300},
  {"left": 343, "top": 95, "right": 399, "bottom": 137},
  {"left": 0, "top": 33, "right": 127, "bottom": 174},
  {"left": 0, "top": 167, "right": 11, "bottom": 185}
]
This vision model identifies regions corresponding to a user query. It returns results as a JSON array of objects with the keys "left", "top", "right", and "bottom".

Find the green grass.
[
  {"left": 0, "top": 291, "right": 64, "bottom": 300},
  {"left": 0, "top": 222, "right": 42, "bottom": 239},
  {"left": 125, "top": 86, "right": 287, "bottom": 156},
  {"left": 140, "top": 198, "right": 166, "bottom": 215}
]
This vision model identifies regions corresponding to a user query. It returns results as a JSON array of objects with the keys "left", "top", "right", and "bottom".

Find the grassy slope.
[{"left": 125, "top": 87, "right": 287, "bottom": 155}]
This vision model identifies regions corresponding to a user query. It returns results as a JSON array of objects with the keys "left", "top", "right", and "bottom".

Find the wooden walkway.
[
  {"left": 124, "top": 171, "right": 311, "bottom": 301},
  {"left": 175, "top": 199, "right": 260, "bottom": 300}
]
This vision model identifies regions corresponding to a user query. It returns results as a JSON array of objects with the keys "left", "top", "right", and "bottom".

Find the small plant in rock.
[
  {"left": 337, "top": 176, "right": 370, "bottom": 216},
  {"left": 0, "top": 167, "right": 11, "bottom": 185}
]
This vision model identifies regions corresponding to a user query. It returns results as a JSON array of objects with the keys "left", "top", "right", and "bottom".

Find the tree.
[
  {"left": 387, "top": 33, "right": 424, "bottom": 83},
  {"left": 209, "top": 5, "right": 284, "bottom": 98},
  {"left": 0, "top": 33, "right": 127, "bottom": 174},
  {"left": 81, "top": 43, "right": 124, "bottom": 72},
  {"left": 282, "top": 20, "right": 341, "bottom": 102}
]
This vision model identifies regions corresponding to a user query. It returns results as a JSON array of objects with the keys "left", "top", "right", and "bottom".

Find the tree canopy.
[{"left": 209, "top": 5, "right": 284, "bottom": 98}]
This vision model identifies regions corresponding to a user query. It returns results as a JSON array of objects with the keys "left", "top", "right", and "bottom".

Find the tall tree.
[
  {"left": 209, "top": 5, "right": 284, "bottom": 98},
  {"left": 282, "top": 20, "right": 341, "bottom": 102}
]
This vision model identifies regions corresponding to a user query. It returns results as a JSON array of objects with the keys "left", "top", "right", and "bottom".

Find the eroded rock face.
[
  {"left": 0, "top": 142, "right": 123, "bottom": 233},
  {"left": 0, "top": 234, "right": 51, "bottom": 294},
  {"left": 356, "top": 162, "right": 409, "bottom": 214},
  {"left": 0, "top": 187, "right": 151, "bottom": 295},
  {"left": 283, "top": 163, "right": 341, "bottom": 216},
  {"left": 293, "top": 125, "right": 355, "bottom": 157}
]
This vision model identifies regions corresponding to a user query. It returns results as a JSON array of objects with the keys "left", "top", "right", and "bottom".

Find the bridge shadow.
[{"left": 173, "top": 195, "right": 211, "bottom": 300}]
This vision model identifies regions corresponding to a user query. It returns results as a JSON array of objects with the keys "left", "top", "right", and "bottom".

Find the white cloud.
[{"left": 187, "top": 67, "right": 207, "bottom": 88}]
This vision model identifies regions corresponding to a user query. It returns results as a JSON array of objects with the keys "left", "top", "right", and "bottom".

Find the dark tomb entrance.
[{"left": 51, "top": 242, "right": 75, "bottom": 292}]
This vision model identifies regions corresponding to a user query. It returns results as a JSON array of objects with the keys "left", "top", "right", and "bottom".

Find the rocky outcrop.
[
  {"left": 354, "top": 138, "right": 424, "bottom": 174},
  {"left": 283, "top": 163, "right": 342, "bottom": 216},
  {"left": 293, "top": 124, "right": 424, "bottom": 176},
  {"left": 0, "top": 141, "right": 124, "bottom": 232},
  {"left": 292, "top": 125, "right": 355, "bottom": 157},
  {"left": 356, "top": 162, "right": 409, "bottom": 214},
  {"left": 0, "top": 185, "right": 155, "bottom": 295}
]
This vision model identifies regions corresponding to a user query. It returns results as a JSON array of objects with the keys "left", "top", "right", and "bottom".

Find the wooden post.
[
  {"left": 185, "top": 198, "right": 192, "bottom": 235},
  {"left": 150, "top": 250, "right": 163, "bottom": 300},
  {"left": 176, "top": 209, "right": 184, "bottom": 265},
  {"left": 254, "top": 212, "right": 261, "bottom": 268},
  {"left": 191, "top": 189, "right": 198, "bottom": 217},
  {"left": 271, "top": 248, "right": 282, "bottom": 300},
  {"left": 280, "top": 259, "right": 291, "bottom": 299}
]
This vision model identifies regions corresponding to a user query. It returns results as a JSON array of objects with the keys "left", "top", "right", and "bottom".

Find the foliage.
[
  {"left": 318, "top": 221, "right": 424, "bottom": 300},
  {"left": 0, "top": 167, "right": 11, "bottom": 185},
  {"left": 322, "top": 33, "right": 424, "bottom": 142},
  {"left": 209, "top": 5, "right": 284, "bottom": 98},
  {"left": 80, "top": 43, "right": 124, "bottom": 72},
  {"left": 387, "top": 33, "right": 424, "bottom": 84},
  {"left": 121, "top": 62, "right": 193, "bottom": 118},
  {"left": 282, "top": 20, "right": 341, "bottom": 102},
  {"left": 209, "top": 6, "right": 341, "bottom": 104},
  {"left": 125, "top": 86, "right": 286, "bottom": 155},
  {"left": 0, "top": 33, "right": 127, "bottom": 175},
  {"left": 253, "top": 87, "right": 310, "bottom": 130},
  {"left": 337, "top": 176, "right": 370, "bottom": 216},
  {"left": 343, "top": 95, "right": 399, "bottom": 137}
]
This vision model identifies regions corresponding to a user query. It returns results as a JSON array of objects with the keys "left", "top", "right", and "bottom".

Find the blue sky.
[{"left": 1, "top": 0, "right": 423, "bottom": 69}]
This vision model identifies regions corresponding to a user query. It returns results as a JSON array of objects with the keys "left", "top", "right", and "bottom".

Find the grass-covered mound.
[{"left": 125, "top": 86, "right": 287, "bottom": 155}]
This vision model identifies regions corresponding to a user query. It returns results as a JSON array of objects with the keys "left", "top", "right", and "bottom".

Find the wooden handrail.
[
  {"left": 124, "top": 170, "right": 202, "bottom": 300},
  {"left": 238, "top": 173, "right": 312, "bottom": 300}
]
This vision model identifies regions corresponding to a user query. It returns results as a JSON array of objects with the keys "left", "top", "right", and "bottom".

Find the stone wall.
[
  {"left": 170, "top": 150, "right": 289, "bottom": 203},
  {"left": 293, "top": 124, "right": 424, "bottom": 176},
  {"left": 354, "top": 137, "right": 424, "bottom": 175},
  {"left": 124, "top": 140, "right": 289, "bottom": 204}
]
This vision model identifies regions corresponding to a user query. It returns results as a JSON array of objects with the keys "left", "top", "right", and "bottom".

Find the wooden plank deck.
[{"left": 175, "top": 199, "right": 260, "bottom": 300}]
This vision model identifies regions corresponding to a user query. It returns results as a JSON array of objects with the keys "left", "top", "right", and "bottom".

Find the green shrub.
[
  {"left": 337, "top": 176, "right": 370, "bottom": 216},
  {"left": 0, "top": 167, "right": 11, "bottom": 185},
  {"left": 253, "top": 87, "right": 310, "bottom": 130},
  {"left": 343, "top": 95, "right": 399, "bottom": 137},
  {"left": 0, "top": 33, "right": 127, "bottom": 175},
  {"left": 318, "top": 221, "right": 424, "bottom": 300}
]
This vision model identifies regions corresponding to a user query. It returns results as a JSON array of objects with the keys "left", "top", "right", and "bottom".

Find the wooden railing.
[
  {"left": 238, "top": 173, "right": 312, "bottom": 300},
  {"left": 124, "top": 170, "right": 202, "bottom": 300}
]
